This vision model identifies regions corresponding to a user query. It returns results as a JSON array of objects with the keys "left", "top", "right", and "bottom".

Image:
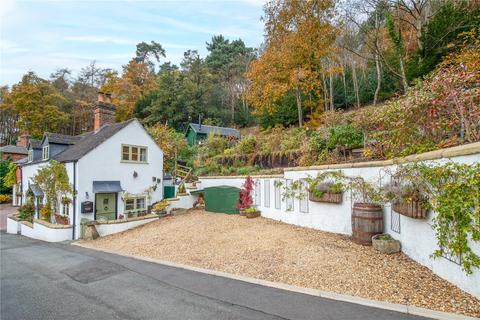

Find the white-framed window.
[
  {"left": 285, "top": 179, "right": 294, "bottom": 211},
  {"left": 299, "top": 179, "right": 309, "bottom": 213},
  {"left": 63, "top": 203, "right": 69, "bottom": 216},
  {"left": 254, "top": 180, "right": 261, "bottom": 206},
  {"left": 122, "top": 144, "right": 148, "bottom": 163},
  {"left": 274, "top": 180, "right": 282, "bottom": 209},
  {"left": 42, "top": 145, "right": 49, "bottom": 160},
  {"left": 124, "top": 196, "right": 146, "bottom": 213},
  {"left": 28, "top": 149, "right": 33, "bottom": 162},
  {"left": 264, "top": 180, "right": 270, "bottom": 208}
]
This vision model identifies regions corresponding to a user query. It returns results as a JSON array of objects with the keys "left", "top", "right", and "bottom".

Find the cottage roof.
[
  {"left": 53, "top": 119, "right": 136, "bottom": 162},
  {"left": 43, "top": 132, "right": 83, "bottom": 145},
  {"left": 0, "top": 145, "right": 28, "bottom": 155},
  {"left": 187, "top": 123, "right": 240, "bottom": 138}
]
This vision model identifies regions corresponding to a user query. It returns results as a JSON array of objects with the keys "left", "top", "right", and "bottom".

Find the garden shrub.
[
  {"left": 0, "top": 194, "right": 12, "bottom": 203},
  {"left": 18, "top": 202, "right": 35, "bottom": 221},
  {"left": 327, "top": 124, "right": 363, "bottom": 150},
  {"left": 236, "top": 135, "right": 257, "bottom": 154}
]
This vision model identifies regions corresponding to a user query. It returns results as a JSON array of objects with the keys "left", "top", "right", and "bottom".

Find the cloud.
[
  {"left": 64, "top": 35, "right": 137, "bottom": 46},
  {"left": 0, "top": 40, "right": 28, "bottom": 54}
]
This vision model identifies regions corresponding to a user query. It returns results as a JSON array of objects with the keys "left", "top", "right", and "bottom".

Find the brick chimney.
[
  {"left": 94, "top": 92, "right": 116, "bottom": 131},
  {"left": 16, "top": 132, "right": 30, "bottom": 148}
]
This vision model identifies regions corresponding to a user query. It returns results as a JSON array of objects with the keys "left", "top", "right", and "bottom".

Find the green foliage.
[
  {"left": 0, "top": 160, "right": 12, "bottom": 195},
  {"left": 3, "top": 162, "right": 17, "bottom": 189},
  {"left": 236, "top": 135, "right": 257, "bottom": 154},
  {"left": 33, "top": 161, "right": 73, "bottom": 216},
  {"left": 18, "top": 202, "right": 35, "bottom": 222},
  {"left": 402, "top": 162, "right": 480, "bottom": 274},
  {"left": 327, "top": 125, "right": 363, "bottom": 149},
  {"left": 244, "top": 207, "right": 258, "bottom": 213}
]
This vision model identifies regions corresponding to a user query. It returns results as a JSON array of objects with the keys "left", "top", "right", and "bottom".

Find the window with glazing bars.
[
  {"left": 274, "top": 180, "right": 281, "bottom": 209},
  {"left": 254, "top": 180, "right": 261, "bottom": 206},
  {"left": 264, "top": 180, "right": 270, "bottom": 208}
]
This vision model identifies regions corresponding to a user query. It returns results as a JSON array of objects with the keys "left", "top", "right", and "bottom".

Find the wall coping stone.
[
  {"left": 7, "top": 213, "right": 20, "bottom": 221},
  {"left": 200, "top": 174, "right": 284, "bottom": 179},
  {"left": 33, "top": 219, "right": 72, "bottom": 229},
  {"left": 20, "top": 221, "right": 33, "bottom": 228},
  {"left": 96, "top": 214, "right": 159, "bottom": 225},
  {"left": 285, "top": 141, "right": 480, "bottom": 172}
]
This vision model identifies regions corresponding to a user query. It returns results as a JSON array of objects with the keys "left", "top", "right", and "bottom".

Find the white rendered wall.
[
  {"left": 6, "top": 217, "right": 20, "bottom": 234},
  {"left": 74, "top": 120, "right": 163, "bottom": 239},
  {"left": 96, "top": 217, "right": 158, "bottom": 237},
  {"left": 199, "top": 151, "right": 480, "bottom": 298}
]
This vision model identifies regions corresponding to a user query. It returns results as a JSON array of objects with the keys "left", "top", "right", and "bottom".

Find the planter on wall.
[
  {"left": 393, "top": 200, "right": 428, "bottom": 219},
  {"left": 309, "top": 192, "right": 343, "bottom": 204}
]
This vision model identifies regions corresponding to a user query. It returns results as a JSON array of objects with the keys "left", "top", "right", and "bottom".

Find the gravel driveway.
[{"left": 82, "top": 210, "right": 480, "bottom": 317}]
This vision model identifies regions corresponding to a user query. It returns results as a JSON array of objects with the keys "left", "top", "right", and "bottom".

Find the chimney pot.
[{"left": 97, "top": 91, "right": 105, "bottom": 103}]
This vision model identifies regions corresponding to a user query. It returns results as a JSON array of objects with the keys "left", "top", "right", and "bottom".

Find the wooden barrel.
[{"left": 351, "top": 203, "right": 384, "bottom": 245}]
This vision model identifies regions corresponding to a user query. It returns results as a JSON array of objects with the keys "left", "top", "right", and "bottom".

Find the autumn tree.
[
  {"left": 4, "top": 72, "right": 68, "bottom": 138},
  {"left": 247, "top": 0, "right": 338, "bottom": 127}
]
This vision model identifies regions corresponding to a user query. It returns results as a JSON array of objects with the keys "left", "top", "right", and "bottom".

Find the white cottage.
[{"left": 17, "top": 93, "right": 164, "bottom": 239}]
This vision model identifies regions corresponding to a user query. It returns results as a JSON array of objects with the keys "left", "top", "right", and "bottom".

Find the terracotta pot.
[
  {"left": 309, "top": 192, "right": 343, "bottom": 204},
  {"left": 54, "top": 214, "right": 69, "bottom": 225},
  {"left": 393, "top": 200, "right": 428, "bottom": 219},
  {"left": 246, "top": 210, "right": 261, "bottom": 219},
  {"left": 372, "top": 234, "right": 401, "bottom": 254}
]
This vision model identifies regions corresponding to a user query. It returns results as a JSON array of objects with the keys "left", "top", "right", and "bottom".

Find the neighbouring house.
[
  {"left": 185, "top": 123, "right": 240, "bottom": 146},
  {"left": 0, "top": 133, "right": 29, "bottom": 161},
  {"left": 15, "top": 92, "right": 164, "bottom": 239}
]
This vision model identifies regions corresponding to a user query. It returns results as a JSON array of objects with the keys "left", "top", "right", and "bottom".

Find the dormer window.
[
  {"left": 28, "top": 150, "right": 33, "bottom": 162},
  {"left": 42, "top": 145, "right": 49, "bottom": 160}
]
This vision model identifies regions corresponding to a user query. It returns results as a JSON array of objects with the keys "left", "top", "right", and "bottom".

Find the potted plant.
[
  {"left": 348, "top": 177, "right": 385, "bottom": 245},
  {"left": 372, "top": 234, "right": 401, "bottom": 254},
  {"left": 237, "top": 176, "right": 254, "bottom": 216},
  {"left": 54, "top": 214, "right": 69, "bottom": 225},
  {"left": 245, "top": 206, "right": 261, "bottom": 219},
  {"left": 305, "top": 171, "right": 345, "bottom": 204},
  {"left": 308, "top": 181, "right": 344, "bottom": 203},
  {"left": 177, "top": 183, "right": 187, "bottom": 196},
  {"left": 384, "top": 167, "right": 430, "bottom": 219}
]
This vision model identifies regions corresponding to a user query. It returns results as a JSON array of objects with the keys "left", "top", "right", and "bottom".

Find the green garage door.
[{"left": 204, "top": 186, "right": 240, "bottom": 214}]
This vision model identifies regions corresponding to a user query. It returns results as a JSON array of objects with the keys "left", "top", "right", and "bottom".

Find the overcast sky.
[{"left": 0, "top": 0, "right": 265, "bottom": 86}]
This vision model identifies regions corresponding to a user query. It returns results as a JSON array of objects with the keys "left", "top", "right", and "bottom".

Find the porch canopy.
[
  {"left": 92, "top": 181, "right": 123, "bottom": 193},
  {"left": 29, "top": 184, "right": 44, "bottom": 197}
]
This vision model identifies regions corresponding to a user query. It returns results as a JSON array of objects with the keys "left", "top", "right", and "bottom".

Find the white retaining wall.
[
  {"left": 95, "top": 217, "right": 158, "bottom": 237},
  {"left": 199, "top": 144, "right": 480, "bottom": 298},
  {"left": 19, "top": 220, "right": 73, "bottom": 242},
  {"left": 6, "top": 217, "right": 20, "bottom": 234}
]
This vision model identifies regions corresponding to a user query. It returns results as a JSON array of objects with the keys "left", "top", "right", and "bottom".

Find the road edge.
[{"left": 72, "top": 242, "right": 478, "bottom": 320}]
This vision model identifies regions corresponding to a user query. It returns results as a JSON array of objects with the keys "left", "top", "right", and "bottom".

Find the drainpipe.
[
  {"left": 72, "top": 161, "right": 77, "bottom": 240},
  {"left": 20, "top": 167, "right": 23, "bottom": 206}
]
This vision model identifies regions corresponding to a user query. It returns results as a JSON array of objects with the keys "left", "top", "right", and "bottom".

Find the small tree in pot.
[{"left": 237, "top": 176, "right": 254, "bottom": 216}]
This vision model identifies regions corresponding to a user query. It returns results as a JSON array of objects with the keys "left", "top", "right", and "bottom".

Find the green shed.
[
  {"left": 204, "top": 186, "right": 240, "bottom": 214},
  {"left": 185, "top": 123, "right": 241, "bottom": 146}
]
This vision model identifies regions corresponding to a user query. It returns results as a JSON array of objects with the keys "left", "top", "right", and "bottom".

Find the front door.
[{"left": 95, "top": 193, "right": 116, "bottom": 221}]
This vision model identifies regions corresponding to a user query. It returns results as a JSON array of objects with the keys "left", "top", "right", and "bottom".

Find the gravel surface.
[{"left": 82, "top": 210, "right": 480, "bottom": 317}]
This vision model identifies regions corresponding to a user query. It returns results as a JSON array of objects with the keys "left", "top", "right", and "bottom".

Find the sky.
[{"left": 0, "top": 0, "right": 265, "bottom": 86}]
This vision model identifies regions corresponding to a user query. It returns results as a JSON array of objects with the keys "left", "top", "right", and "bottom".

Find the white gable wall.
[{"left": 74, "top": 120, "right": 163, "bottom": 235}]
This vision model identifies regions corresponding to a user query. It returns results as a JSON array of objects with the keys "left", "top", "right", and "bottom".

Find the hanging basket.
[
  {"left": 309, "top": 192, "right": 343, "bottom": 204},
  {"left": 393, "top": 200, "right": 428, "bottom": 219}
]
